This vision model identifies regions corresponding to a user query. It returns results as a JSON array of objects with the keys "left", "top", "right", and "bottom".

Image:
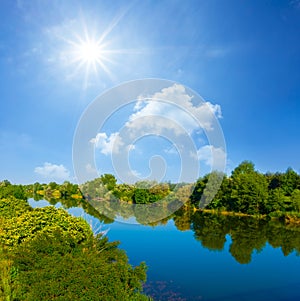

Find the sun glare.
[
  {"left": 77, "top": 40, "right": 103, "bottom": 63},
  {"left": 64, "top": 13, "right": 129, "bottom": 88},
  {"left": 57, "top": 10, "right": 131, "bottom": 88},
  {"left": 68, "top": 33, "right": 114, "bottom": 87}
]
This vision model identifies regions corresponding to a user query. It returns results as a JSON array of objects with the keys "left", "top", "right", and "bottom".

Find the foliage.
[
  {"left": 0, "top": 197, "right": 31, "bottom": 219},
  {"left": 0, "top": 206, "right": 92, "bottom": 248},
  {"left": 78, "top": 162, "right": 300, "bottom": 221},
  {"left": 0, "top": 196, "right": 151, "bottom": 300},
  {"left": 0, "top": 181, "right": 26, "bottom": 200},
  {"left": 191, "top": 171, "right": 226, "bottom": 208},
  {"left": 81, "top": 175, "right": 174, "bottom": 206},
  {"left": 9, "top": 232, "right": 149, "bottom": 301},
  {"left": 230, "top": 166, "right": 269, "bottom": 214},
  {"left": 112, "top": 184, "right": 135, "bottom": 203},
  {"left": 100, "top": 173, "right": 117, "bottom": 191},
  {"left": 190, "top": 161, "right": 300, "bottom": 218}
]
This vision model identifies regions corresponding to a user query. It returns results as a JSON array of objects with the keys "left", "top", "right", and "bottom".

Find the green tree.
[
  {"left": 113, "top": 184, "right": 135, "bottom": 203},
  {"left": 231, "top": 160, "right": 255, "bottom": 177},
  {"left": 267, "top": 187, "right": 286, "bottom": 212},
  {"left": 0, "top": 183, "right": 26, "bottom": 200},
  {"left": 190, "top": 172, "right": 226, "bottom": 209},
  {"left": 11, "top": 231, "right": 149, "bottom": 301},
  {"left": 290, "top": 189, "right": 300, "bottom": 212},
  {"left": 149, "top": 183, "right": 170, "bottom": 200},
  {"left": 100, "top": 174, "right": 117, "bottom": 191},
  {"left": 281, "top": 168, "right": 299, "bottom": 196},
  {"left": 190, "top": 176, "right": 206, "bottom": 207},
  {"left": 230, "top": 162, "right": 269, "bottom": 214},
  {"left": 80, "top": 177, "right": 108, "bottom": 199},
  {"left": 207, "top": 176, "right": 231, "bottom": 211},
  {"left": 133, "top": 189, "right": 150, "bottom": 204}
]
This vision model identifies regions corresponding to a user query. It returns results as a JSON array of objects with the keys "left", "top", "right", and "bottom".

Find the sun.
[
  {"left": 53, "top": 11, "right": 134, "bottom": 88},
  {"left": 76, "top": 39, "right": 104, "bottom": 64},
  {"left": 60, "top": 12, "right": 132, "bottom": 88},
  {"left": 66, "top": 32, "right": 114, "bottom": 88}
]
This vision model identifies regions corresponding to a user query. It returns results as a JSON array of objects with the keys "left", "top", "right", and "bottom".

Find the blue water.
[
  {"left": 28, "top": 199, "right": 300, "bottom": 301},
  {"left": 107, "top": 220, "right": 300, "bottom": 301}
]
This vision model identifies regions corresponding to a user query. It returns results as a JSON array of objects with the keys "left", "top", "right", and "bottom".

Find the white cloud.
[
  {"left": 90, "top": 132, "right": 124, "bottom": 155},
  {"left": 131, "top": 169, "right": 142, "bottom": 177},
  {"left": 196, "top": 145, "right": 227, "bottom": 170},
  {"left": 133, "top": 99, "right": 145, "bottom": 111},
  {"left": 34, "top": 162, "right": 70, "bottom": 181},
  {"left": 126, "top": 83, "right": 222, "bottom": 135},
  {"left": 127, "top": 144, "right": 136, "bottom": 151},
  {"left": 90, "top": 84, "right": 222, "bottom": 159}
]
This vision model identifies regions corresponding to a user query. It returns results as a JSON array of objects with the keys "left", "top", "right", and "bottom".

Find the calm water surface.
[{"left": 29, "top": 199, "right": 300, "bottom": 301}]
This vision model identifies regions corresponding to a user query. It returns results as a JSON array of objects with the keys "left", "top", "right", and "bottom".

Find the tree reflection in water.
[{"left": 31, "top": 196, "right": 300, "bottom": 265}]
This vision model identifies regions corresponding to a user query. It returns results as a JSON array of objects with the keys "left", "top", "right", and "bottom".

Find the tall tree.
[{"left": 230, "top": 162, "right": 269, "bottom": 214}]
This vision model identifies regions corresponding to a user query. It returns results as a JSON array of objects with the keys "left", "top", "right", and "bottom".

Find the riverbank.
[{"left": 194, "top": 208, "right": 300, "bottom": 226}]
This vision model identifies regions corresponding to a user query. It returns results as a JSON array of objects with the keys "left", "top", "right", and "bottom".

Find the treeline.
[
  {"left": 81, "top": 174, "right": 173, "bottom": 204},
  {"left": 2, "top": 160, "right": 299, "bottom": 221},
  {"left": 27, "top": 181, "right": 83, "bottom": 200},
  {"left": 191, "top": 161, "right": 300, "bottom": 220},
  {"left": 80, "top": 161, "right": 300, "bottom": 221},
  {"left": 0, "top": 192, "right": 151, "bottom": 300},
  {"left": 0, "top": 180, "right": 83, "bottom": 201}
]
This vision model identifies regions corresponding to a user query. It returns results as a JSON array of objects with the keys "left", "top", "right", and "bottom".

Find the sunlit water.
[{"left": 28, "top": 199, "right": 300, "bottom": 301}]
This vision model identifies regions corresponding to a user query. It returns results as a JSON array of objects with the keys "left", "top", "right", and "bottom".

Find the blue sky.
[{"left": 0, "top": 0, "right": 300, "bottom": 184}]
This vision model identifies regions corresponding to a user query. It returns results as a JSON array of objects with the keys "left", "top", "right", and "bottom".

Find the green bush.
[
  {"left": 0, "top": 197, "right": 151, "bottom": 301},
  {"left": 0, "top": 197, "right": 31, "bottom": 219},
  {"left": 9, "top": 230, "right": 149, "bottom": 301}
]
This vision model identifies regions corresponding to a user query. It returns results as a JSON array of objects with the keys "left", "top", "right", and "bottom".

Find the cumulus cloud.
[
  {"left": 126, "top": 84, "right": 222, "bottom": 135},
  {"left": 196, "top": 145, "right": 226, "bottom": 170},
  {"left": 34, "top": 162, "right": 70, "bottom": 181},
  {"left": 90, "top": 84, "right": 223, "bottom": 164},
  {"left": 90, "top": 132, "right": 124, "bottom": 155}
]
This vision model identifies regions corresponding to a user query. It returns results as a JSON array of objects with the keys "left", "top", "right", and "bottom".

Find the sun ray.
[
  {"left": 65, "top": 31, "right": 114, "bottom": 88},
  {"left": 96, "top": 6, "right": 130, "bottom": 45},
  {"left": 59, "top": 7, "right": 134, "bottom": 88}
]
